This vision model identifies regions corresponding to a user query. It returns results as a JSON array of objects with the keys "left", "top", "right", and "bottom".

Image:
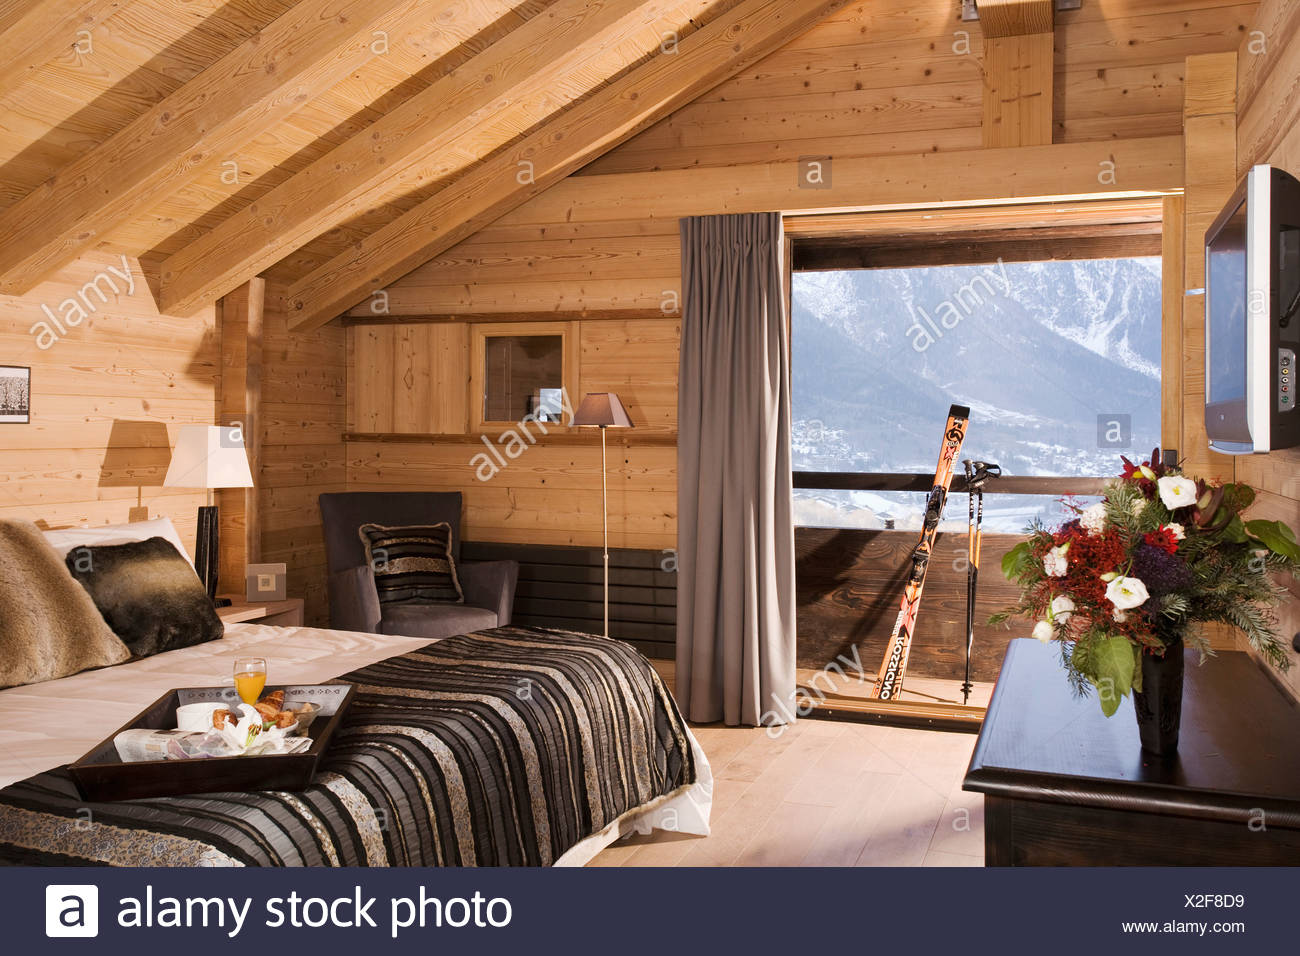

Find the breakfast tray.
[{"left": 68, "top": 683, "right": 355, "bottom": 801}]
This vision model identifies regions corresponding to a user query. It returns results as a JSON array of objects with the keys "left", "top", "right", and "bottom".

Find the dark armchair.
[{"left": 319, "top": 491, "right": 518, "bottom": 640}]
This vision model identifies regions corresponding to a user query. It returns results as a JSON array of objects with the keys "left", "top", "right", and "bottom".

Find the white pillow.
[{"left": 42, "top": 516, "right": 195, "bottom": 570}]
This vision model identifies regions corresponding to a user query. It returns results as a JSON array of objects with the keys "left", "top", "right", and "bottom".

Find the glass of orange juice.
[{"left": 234, "top": 658, "right": 267, "bottom": 705}]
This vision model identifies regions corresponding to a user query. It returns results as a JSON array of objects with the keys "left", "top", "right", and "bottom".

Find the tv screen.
[
  {"left": 1204, "top": 163, "right": 1300, "bottom": 454},
  {"left": 1205, "top": 195, "right": 1250, "bottom": 443}
]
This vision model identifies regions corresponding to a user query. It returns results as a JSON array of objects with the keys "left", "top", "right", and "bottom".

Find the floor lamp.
[
  {"left": 571, "top": 393, "right": 633, "bottom": 637},
  {"left": 164, "top": 424, "right": 254, "bottom": 605}
]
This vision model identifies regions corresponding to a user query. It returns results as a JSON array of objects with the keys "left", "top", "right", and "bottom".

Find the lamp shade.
[
  {"left": 571, "top": 392, "right": 633, "bottom": 428},
  {"left": 163, "top": 425, "right": 254, "bottom": 489}
]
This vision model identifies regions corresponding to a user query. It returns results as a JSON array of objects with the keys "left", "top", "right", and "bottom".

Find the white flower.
[
  {"left": 1080, "top": 503, "right": 1107, "bottom": 534},
  {"left": 1032, "top": 621, "right": 1054, "bottom": 643},
  {"left": 1043, "top": 544, "right": 1069, "bottom": 578},
  {"left": 1157, "top": 475, "right": 1197, "bottom": 510},
  {"left": 1105, "top": 575, "right": 1150, "bottom": 611},
  {"left": 1050, "top": 595, "right": 1075, "bottom": 624},
  {"left": 216, "top": 703, "right": 265, "bottom": 753},
  {"left": 1165, "top": 522, "right": 1185, "bottom": 541}
]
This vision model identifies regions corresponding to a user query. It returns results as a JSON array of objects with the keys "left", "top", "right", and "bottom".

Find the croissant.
[
  {"left": 212, "top": 709, "right": 233, "bottom": 729},
  {"left": 253, "top": 700, "right": 280, "bottom": 721},
  {"left": 260, "top": 689, "right": 285, "bottom": 709}
]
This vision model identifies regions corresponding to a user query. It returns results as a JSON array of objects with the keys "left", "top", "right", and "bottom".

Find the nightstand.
[
  {"left": 964, "top": 638, "right": 1300, "bottom": 865},
  {"left": 216, "top": 597, "right": 305, "bottom": 627}
]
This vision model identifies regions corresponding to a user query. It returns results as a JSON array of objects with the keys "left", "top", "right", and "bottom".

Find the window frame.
[
  {"left": 785, "top": 200, "right": 1168, "bottom": 502},
  {"left": 468, "top": 320, "right": 579, "bottom": 431}
]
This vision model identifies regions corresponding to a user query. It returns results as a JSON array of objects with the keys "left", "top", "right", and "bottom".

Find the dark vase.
[{"left": 1132, "top": 636, "right": 1184, "bottom": 755}]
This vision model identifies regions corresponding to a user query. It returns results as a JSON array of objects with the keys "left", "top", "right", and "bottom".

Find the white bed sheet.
[{"left": 0, "top": 623, "right": 711, "bottom": 865}]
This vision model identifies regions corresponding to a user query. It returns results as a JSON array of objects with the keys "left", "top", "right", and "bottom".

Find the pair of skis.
[{"left": 869, "top": 403, "right": 998, "bottom": 703}]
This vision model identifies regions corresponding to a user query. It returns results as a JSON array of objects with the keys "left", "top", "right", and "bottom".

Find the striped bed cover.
[{"left": 0, "top": 626, "right": 696, "bottom": 866}]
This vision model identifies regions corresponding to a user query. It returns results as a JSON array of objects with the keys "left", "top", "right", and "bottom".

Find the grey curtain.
[{"left": 676, "top": 212, "right": 797, "bottom": 727}]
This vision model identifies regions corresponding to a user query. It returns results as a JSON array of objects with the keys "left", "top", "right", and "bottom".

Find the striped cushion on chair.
[{"left": 358, "top": 522, "right": 465, "bottom": 605}]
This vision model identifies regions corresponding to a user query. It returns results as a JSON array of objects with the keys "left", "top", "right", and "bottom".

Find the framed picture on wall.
[{"left": 0, "top": 366, "right": 29, "bottom": 424}]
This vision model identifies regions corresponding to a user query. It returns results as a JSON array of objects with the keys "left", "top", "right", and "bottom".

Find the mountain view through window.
[{"left": 792, "top": 256, "right": 1163, "bottom": 533}]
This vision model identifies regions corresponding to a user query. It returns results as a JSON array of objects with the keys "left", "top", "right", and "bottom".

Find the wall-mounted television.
[{"left": 1204, "top": 164, "right": 1300, "bottom": 455}]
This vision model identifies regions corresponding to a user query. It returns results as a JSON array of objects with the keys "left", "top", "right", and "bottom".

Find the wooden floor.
[{"left": 590, "top": 715, "right": 985, "bottom": 867}]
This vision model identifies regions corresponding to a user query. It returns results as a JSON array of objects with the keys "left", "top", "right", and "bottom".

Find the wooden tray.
[{"left": 68, "top": 683, "right": 355, "bottom": 801}]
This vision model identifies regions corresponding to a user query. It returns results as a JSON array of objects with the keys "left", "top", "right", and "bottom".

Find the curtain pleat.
[{"left": 676, "top": 212, "right": 797, "bottom": 726}]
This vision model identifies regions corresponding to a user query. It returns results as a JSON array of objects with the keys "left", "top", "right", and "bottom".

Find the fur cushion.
[
  {"left": 65, "top": 536, "right": 224, "bottom": 658},
  {"left": 358, "top": 522, "right": 464, "bottom": 605},
  {"left": 0, "top": 519, "right": 130, "bottom": 688}
]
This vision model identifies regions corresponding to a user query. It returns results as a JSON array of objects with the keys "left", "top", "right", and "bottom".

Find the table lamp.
[
  {"left": 571, "top": 393, "right": 633, "bottom": 637},
  {"left": 164, "top": 424, "right": 254, "bottom": 604}
]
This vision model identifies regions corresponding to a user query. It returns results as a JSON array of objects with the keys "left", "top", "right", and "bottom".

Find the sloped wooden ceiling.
[{"left": 0, "top": 0, "right": 850, "bottom": 327}]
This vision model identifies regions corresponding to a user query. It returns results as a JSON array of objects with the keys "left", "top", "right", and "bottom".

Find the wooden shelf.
[{"left": 217, "top": 597, "right": 304, "bottom": 627}]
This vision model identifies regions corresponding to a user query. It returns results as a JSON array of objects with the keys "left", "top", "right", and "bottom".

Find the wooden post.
[
  {"left": 1180, "top": 52, "right": 1238, "bottom": 481},
  {"left": 980, "top": 0, "right": 1054, "bottom": 148},
  {"left": 217, "top": 277, "right": 265, "bottom": 596}
]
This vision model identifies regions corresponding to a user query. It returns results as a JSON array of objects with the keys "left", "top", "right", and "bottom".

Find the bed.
[{"left": 0, "top": 622, "right": 711, "bottom": 866}]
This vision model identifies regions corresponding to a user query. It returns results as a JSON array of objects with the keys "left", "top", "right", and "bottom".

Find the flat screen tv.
[{"left": 1204, "top": 164, "right": 1300, "bottom": 454}]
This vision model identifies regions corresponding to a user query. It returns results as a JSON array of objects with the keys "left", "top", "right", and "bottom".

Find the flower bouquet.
[{"left": 992, "top": 450, "right": 1299, "bottom": 718}]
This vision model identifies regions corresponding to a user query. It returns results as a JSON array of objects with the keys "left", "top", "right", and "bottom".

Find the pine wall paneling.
[
  {"left": 0, "top": 251, "right": 215, "bottom": 556},
  {"left": 257, "top": 282, "right": 347, "bottom": 626},
  {"left": 1234, "top": 0, "right": 1300, "bottom": 695},
  {"left": 579, "top": 0, "right": 1255, "bottom": 176},
  {"left": 346, "top": 312, "right": 680, "bottom": 553},
  {"left": 0, "top": 263, "right": 346, "bottom": 627},
  {"left": 340, "top": 0, "right": 1251, "bottom": 669}
]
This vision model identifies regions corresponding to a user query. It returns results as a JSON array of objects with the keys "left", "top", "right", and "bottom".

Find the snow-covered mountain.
[{"left": 792, "top": 257, "right": 1163, "bottom": 531}]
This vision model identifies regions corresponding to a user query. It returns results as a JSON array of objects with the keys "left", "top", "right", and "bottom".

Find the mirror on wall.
[
  {"left": 483, "top": 334, "right": 564, "bottom": 422},
  {"left": 471, "top": 321, "right": 577, "bottom": 428}
]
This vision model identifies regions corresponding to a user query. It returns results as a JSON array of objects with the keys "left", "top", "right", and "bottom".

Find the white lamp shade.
[{"left": 163, "top": 425, "right": 254, "bottom": 489}]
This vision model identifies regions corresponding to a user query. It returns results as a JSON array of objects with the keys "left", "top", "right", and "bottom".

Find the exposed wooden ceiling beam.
[
  {"left": 784, "top": 198, "right": 1167, "bottom": 238},
  {"left": 160, "top": 0, "right": 709, "bottom": 317},
  {"left": 0, "top": 0, "right": 434, "bottom": 296},
  {"left": 976, "top": 0, "right": 1054, "bottom": 38},
  {"left": 458, "top": 136, "right": 1183, "bottom": 226},
  {"left": 0, "top": 0, "right": 123, "bottom": 98},
  {"left": 286, "top": 0, "right": 854, "bottom": 330}
]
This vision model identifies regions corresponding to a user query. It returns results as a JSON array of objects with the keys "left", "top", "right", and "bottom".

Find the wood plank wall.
[
  {"left": 576, "top": 0, "right": 1253, "bottom": 175},
  {"left": 0, "top": 262, "right": 345, "bottom": 628},
  {"left": 1234, "top": 0, "right": 1300, "bottom": 695},
  {"left": 342, "top": 0, "right": 1256, "bottom": 666},
  {"left": 347, "top": 314, "right": 679, "bottom": 553},
  {"left": 258, "top": 282, "right": 347, "bottom": 625},
  {"left": 0, "top": 251, "right": 215, "bottom": 555}
]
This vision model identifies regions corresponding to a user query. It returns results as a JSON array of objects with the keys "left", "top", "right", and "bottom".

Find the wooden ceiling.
[{"left": 0, "top": 0, "right": 850, "bottom": 327}]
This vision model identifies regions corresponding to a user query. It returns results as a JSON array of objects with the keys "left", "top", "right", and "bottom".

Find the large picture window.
[{"left": 791, "top": 218, "right": 1163, "bottom": 533}]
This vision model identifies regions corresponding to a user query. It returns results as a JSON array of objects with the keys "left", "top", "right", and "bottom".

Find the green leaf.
[
  {"left": 1001, "top": 541, "right": 1032, "bottom": 580},
  {"left": 1245, "top": 519, "right": 1300, "bottom": 562},
  {"left": 1221, "top": 515, "right": 1249, "bottom": 544},
  {"left": 1091, "top": 636, "right": 1137, "bottom": 718}
]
